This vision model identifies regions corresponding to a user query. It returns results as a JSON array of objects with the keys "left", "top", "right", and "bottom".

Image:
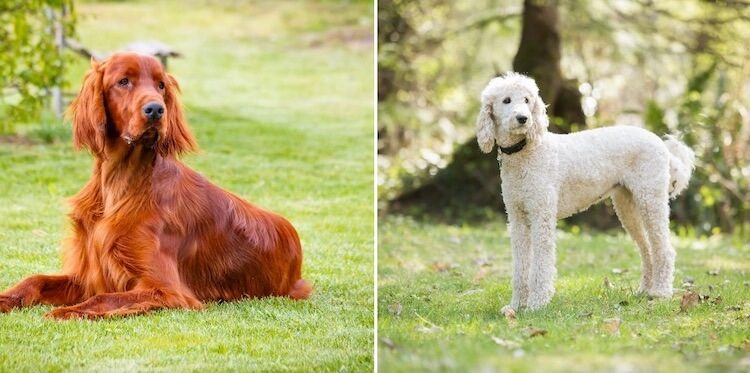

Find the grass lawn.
[
  {"left": 0, "top": 0, "right": 373, "bottom": 371},
  {"left": 378, "top": 215, "right": 750, "bottom": 372}
]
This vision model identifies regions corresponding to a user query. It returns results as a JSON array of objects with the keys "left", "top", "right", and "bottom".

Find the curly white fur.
[{"left": 477, "top": 72, "right": 695, "bottom": 311}]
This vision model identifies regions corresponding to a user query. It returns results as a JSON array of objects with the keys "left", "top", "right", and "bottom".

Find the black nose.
[
  {"left": 143, "top": 102, "right": 164, "bottom": 121},
  {"left": 516, "top": 115, "right": 528, "bottom": 124}
]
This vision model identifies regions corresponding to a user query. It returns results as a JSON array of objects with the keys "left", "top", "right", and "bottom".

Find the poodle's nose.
[{"left": 516, "top": 115, "right": 528, "bottom": 124}]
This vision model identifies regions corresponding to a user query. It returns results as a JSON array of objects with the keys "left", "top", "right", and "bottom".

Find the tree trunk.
[{"left": 390, "top": 0, "right": 592, "bottom": 223}]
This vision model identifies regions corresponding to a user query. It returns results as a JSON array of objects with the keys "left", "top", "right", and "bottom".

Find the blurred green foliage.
[
  {"left": 0, "top": 0, "right": 75, "bottom": 134},
  {"left": 379, "top": 0, "right": 750, "bottom": 237}
]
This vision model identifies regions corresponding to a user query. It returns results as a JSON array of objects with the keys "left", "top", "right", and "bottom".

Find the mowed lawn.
[
  {"left": 379, "top": 215, "right": 750, "bottom": 372},
  {"left": 0, "top": 1, "right": 373, "bottom": 371}
]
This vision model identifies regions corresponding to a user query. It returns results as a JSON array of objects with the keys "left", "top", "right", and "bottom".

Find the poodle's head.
[{"left": 476, "top": 72, "right": 549, "bottom": 153}]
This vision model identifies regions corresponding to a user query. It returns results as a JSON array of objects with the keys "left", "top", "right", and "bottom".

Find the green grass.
[
  {"left": 378, "top": 215, "right": 750, "bottom": 372},
  {"left": 0, "top": 0, "right": 373, "bottom": 371}
]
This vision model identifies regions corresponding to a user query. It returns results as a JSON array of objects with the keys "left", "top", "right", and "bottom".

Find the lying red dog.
[{"left": 0, "top": 52, "right": 311, "bottom": 319}]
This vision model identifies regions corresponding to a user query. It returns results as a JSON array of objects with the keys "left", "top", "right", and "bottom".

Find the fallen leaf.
[
  {"left": 432, "top": 262, "right": 451, "bottom": 272},
  {"left": 387, "top": 303, "right": 402, "bottom": 316},
  {"left": 711, "top": 296, "right": 722, "bottom": 305},
  {"left": 680, "top": 290, "right": 700, "bottom": 312},
  {"left": 603, "top": 277, "right": 614, "bottom": 289},
  {"left": 416, "top": 325, "right": 440, "bottom": 334},
  {"left": 603, "top": 318, "right": 621, "bottom": 334},
  {"left": 380, "top": 337, "right": 397, "bottom": 350},
  {"left": 527, "top": 327, "right": 547, "bottom": 338},
  {"left": 473, "top": 268, "right": 488, "bottom": 283},
  {"left": 491, "top": 336, "right": 520, "bottom": 349},
  {"left": 473, "top": 256, "right": 493, "bottom": 267}
]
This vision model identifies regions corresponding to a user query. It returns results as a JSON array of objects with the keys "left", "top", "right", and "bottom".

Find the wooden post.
[{"left": 47, "top": 5, "right": 66, "bottom": 118}]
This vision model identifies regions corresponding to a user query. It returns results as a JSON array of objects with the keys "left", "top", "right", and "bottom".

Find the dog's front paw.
[
  {"left": 501, "top": 305, "right": 517, "bottom": 317},
  {"left": 0, "top": 295, "right": 20, "bottom": 313},
  {"left": 45, "top": 307, "right": 100, "bottom": 320}
]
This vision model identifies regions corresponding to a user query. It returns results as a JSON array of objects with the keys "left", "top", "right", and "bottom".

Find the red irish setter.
[{"left": 0, "top": 52, "right": 311, "bottom": 319}]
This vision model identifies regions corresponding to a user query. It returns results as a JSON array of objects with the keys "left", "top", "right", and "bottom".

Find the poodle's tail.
[{"left": 663, "top": 135, "right": 695, "bottom": 198}]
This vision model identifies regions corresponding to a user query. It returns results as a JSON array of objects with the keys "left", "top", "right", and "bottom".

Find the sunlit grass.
[
  {"left": 0, "top": 0, "right": 374, "bottom": 371},
  {"left": 378, "top": 215, "right": 750, "bottom": 372}
]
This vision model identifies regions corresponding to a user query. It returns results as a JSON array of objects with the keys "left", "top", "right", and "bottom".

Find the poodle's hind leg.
[
  {"left": 526, "top": 213, "right": 557, "bottom": 310},
  {"left": 611, "top": 188, "right": 654, "bottom": 294},
  {"left": 635, "top": 192, "right": 675, "bottom": 298},
  {"left": 507, "top": 210, "right": 532, "bottom": 310}
]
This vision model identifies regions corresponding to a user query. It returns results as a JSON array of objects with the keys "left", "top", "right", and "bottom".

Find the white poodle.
[{"left": 476, "top": 72, "right": 695, "bottom": 311}]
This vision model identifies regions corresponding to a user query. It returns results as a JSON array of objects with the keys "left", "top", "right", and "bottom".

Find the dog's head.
[
  {"left": 476, "top": 72, "right": 549, "bottom": 153},
  {"left": 68, "top": 52, "right": 197, "bottom": 157}
]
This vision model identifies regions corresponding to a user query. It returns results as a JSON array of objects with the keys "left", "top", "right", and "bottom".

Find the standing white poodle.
[{"left": 476, "top": 72, "right": 695, "bottom": 311}]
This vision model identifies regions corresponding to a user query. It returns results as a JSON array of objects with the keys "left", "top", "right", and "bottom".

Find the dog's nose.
[
  {"left": 516, "top": 115, "right": 528, "bottom": 124},
  {"left": 143, "top": 102, "right": 164, "bottom": 121}
]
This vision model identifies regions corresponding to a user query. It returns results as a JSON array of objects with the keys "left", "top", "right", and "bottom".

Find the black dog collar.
[{"left": 499, "top": 138, "right": 527, "bottom": 155}]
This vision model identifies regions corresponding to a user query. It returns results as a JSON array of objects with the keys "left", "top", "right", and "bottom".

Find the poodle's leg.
[
  {"left": 635, "top": 193, "right": 675, "bottom": 298},
  {"left": 611, "top": 188, "right": 654, "bottom": 294},
  {"left": 507, "top": 209, "right": 532, "bottom": 310},
  {"left": 526, "top": 212, "right": 557, "bottom": 310}
]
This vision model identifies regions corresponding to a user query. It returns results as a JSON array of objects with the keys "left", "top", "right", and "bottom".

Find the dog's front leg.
[
  {"left": 0, "top": 274, "right": 84, "bottom": 312},
  {"left": 526, "top": 213, "right": 557, "bottom": 310},
  {"left": 507, "top": 211, "right": 531, "bottom": 311}
]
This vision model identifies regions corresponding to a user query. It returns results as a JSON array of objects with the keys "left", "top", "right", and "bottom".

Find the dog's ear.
[
  {"left": 158, "top": 73, "right": 197, "bottom": 157},
  {"left": 529, "top": 93, "right": 549, "bottom": 143},
  {"left": 68, "top": 58, "right": 106, "bottom": 155},
  {"left": 476, "top": 103, "right": 496, "bottom": 153}
]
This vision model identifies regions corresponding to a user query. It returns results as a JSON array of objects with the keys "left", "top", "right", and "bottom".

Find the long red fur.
[{"left": 0, "top": 53, "right": 311, "bottom": 319}]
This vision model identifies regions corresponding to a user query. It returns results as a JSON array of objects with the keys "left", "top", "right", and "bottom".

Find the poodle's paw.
[{"left": 501, "top": 304, "right": 517, "bottom": 316}]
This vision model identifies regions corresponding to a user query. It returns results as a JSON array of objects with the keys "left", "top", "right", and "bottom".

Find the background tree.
[{"left": 0, "top": 0, "right": 75, "bottom": 134}]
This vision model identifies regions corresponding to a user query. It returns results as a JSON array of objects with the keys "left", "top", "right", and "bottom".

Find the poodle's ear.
[
  {"left": 476, "top": 103, "right": 496, "bottom": 153},
  {"left": 529, "top": 93, "right": 549, "bottom": 143},
  {"left": 158, "top": 73, "right": 198, "bottom": 157},
  {"left": 68, "top": 59, "right": 106, "bottom": 155}
]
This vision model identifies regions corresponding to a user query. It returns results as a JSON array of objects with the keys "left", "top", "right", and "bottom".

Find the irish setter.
[{"left": 0, "top": 52, "right": 311, "bottom": 319}]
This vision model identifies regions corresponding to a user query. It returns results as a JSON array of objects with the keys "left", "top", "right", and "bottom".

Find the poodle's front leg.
[
  {"left": 526, "top": 213, "right": 557, "bottom": 310},
  {"left": 507, "top": 212, "right": 531, "bottom": 310}
]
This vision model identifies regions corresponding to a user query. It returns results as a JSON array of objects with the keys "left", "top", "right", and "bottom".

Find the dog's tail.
[
  {"left": 288, "top": 279, "right": 313, "bottom": 300},
  {"left": 663, "top": 135, "right": 695, "bottom": 199}
]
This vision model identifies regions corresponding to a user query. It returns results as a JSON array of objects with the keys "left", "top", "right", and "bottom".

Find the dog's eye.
[
  {"left": 118, "top": 78, "right": 129, "bottom": 87},
  {"left": 158, "top": 81, "right": 165, "bottom": 90},
  {"left": 502, "top": 97, "right": 511, "bottom": 104},
  {"left": 525, "top": 97, "right": 529, "bottom": 103}
]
